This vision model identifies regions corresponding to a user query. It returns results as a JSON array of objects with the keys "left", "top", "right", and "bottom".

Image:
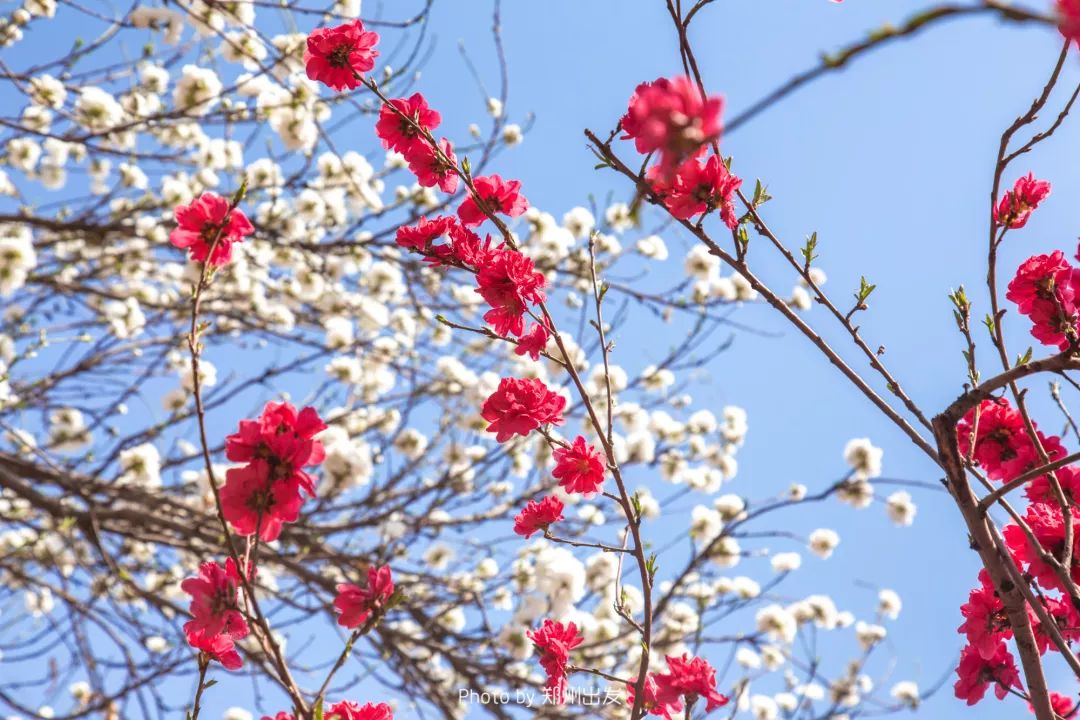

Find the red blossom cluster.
[
  {"left": 169, "top": 192, "right": 255, "bottom": 267},
  {"left": 956, "top": 397, "right": 1065, "bottom": 483},
  {"left": 1006, "top": 250, "right": 1080, "bottom": 351},
  {"left": 954, "top": 643, "right": 1022, "bottom": 705},
  {"left": 304, "top": 20, "right": 379, "bottom": 91},
  {"left": 527, "top": 619, "right": 583, "bottom": 704},
  {"left": 457, "top": 174, "right": 528, "bottom": 227},
  {"left": 992, "top": 174, "right": 1080, "bottom": 351},
  {"left": 220, "top": 401, "right": 328, "bottom": 542},
  {"left": 628, "top": 654, "right": 729, "bottom": 717},
  {"left": 376, "top": 100, "right": 540, "bottom": 343},
  {"left": 396, "top": 215, "right": 547, "bottom": 338},
  {"left": 552, "top": 435, "right": 606, "bottom": 495},
  {"left": 993, "top": 173, "right": 1051, "bottom": 229},
  {"left": 261, "top": 701, "right": 392, "bottom": 720},
  {"left": 650, "top": 154, "right": 742, "bottom": 228},
  {"left": 620, "top": 76, "right": 742, "bottom": 225},
  {"left": 481, "top": 377, "right": 565, "bottom": 442},
  {"left": 334, "top": 565, "right": 395, "bottom": 630},
  {"left": 953, "top": 395, "right": 1080, "bottom": 706},
  {"left": 512, "top": 495, "right": 564, "bottom": 538},
  {"left": 181, "top": 558, "right": 250, "bottom": 670},
  {"left": 375, "top": 93, "right": 459, "bottom": 194},
  {"left": 621, "top": 76, "right": 722, "bottom": 174}
]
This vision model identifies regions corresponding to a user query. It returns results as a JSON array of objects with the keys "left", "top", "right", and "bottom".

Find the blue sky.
[{"left": 5, "top": 0, "right": 1080, "bottom": 718}]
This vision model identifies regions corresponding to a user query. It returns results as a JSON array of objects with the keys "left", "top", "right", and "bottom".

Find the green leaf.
[
  {"left": 948, "top": 285, "right": 969, "bottom": 311},
  {"left": 857, "top": 276, "right": 877, "bottom": 304},
  {"left": 801, "top": 232, "right": 818, "bottom": 267},
  {"left": 752, "top": 179, "right": 772, "bottom": 207},
  {"left": 314, "top": 699, "right": 324, "bottom": 720},
  {"left": 736, "top": 225, "right": 750, "bottom": 252}
]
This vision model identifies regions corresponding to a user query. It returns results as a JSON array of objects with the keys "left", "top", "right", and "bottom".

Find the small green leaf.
[
  {"left": 801, "top": 232, "right": 818, "bottom": 267},
  {"left": 231, "top": 178, "right": 249, "bottom": 205},
  {"left": 736, "top": 225, "right": 750, "bottom": 252},
  {"left": 856, "top": 276, "right": 877, "bottom": 304},
  {"left": 752, "top": 179, "right": 772, "bottom": 207}
]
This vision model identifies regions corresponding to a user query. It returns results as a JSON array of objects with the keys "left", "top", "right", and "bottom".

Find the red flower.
[
  {"left": 1058, "top": 0, "right": 1080, "bottom": 45},
  {"left": 304, "top": 20, "right": 379, "bottom": 91},
  {"left": 181, "top": 558, "right": 247, "bottom": 640},
  {"left": 187, "top": 630, "right": 245, "bottom": 671},
  {"left": 1047, "top": 693, "right": 1077, "bottom": 717},
  {"left": 448, "top": 223, "right": 498, "bottom": 267},
  {"left": 621, "top": 76, "right": 723, "bottom": 175},
  {"left": 513, "top": 495, "right": 564, "bottom": 538},
  {"left": 457, "top": 174, "right": 528, "bottom": 227},
  {"left": 514, "top": 323, "right": 549, "bottom": 360},
  {"left": 1025, "top": 463, "right": 1080, "bottom": 504},
  {"left": 181, "top": 558, "right": 249, "bottom": 670},
  {"left": 480, "top": 377, "right": 565, "bottom": 442},
  {"left": 1004, "top": 502, "right": 1080, "bottom": 592},
  {"left": 626, "top": 673, "right": 682, "bottom": 719},
  {"left": 474, "top": 248, "right": 546, "bottom": 337},
  {"left": 220, "top": 460, "right": 304, "bottom": 541},
  {"left": 1006, "top": 252, "right": 1073, "bottom": 314},
  {"left": 993, "top": 173, "right": 1051, "bottom": 229},
  {"left": 953, "top": 642, "right": 1021, "bottom": 705},
  {"left": 261, "top": 715, "right": 296, "bottom": 720},
  {"left": 1005, "top": 251, "right": 1080, "bottom": 350},
  {"left": 1033, "top": 595, "right": 1080, "bottom": 653},
  {"left": 169, "top": 192, "right": 254, "bottom": 267},
  {"left": 552, "top": 436, "right": 606, "bottom": 496},
  {"left": 225, "top": 401, "right": 327, "bottom": 496},
  {"left": 662, "top": 155, "right": 742, "bottom": 227},
  {"left": 325, "top": 701, "right": 393, "bottom": 720},
  {"left": 956, "top": 397, "right": 1064, "bottom": 483},
  {"left": 527, "top": 620, "right": 582, "bottom": 704},
  {"left": 375, "top": 92, "right": 441, "bottom": 154},
  {"left": 654, "top": 654, "right": 728, "bottom": 713},
  {"left": 395, "top": 215, "right": 456, "bottom": 253},
  {"left": 407, "top": 137, "right": 459, "bottom": 194},
  {"left": 334, "top": 565, "right": 395, "bottom": 629},
  {"left": 957, "top": 580, "right": 1011, "bottom": 659}
]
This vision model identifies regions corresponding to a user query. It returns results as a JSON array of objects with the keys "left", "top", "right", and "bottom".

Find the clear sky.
[{"left": 6, "top": 0, "right": 1080, "bottom": 718}]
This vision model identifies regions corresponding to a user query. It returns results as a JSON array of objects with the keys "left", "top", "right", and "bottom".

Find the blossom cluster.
[
  {"left": 952, "top": 170, "right": 1080, "bottom": 709},
  {"left": 221, "top": 401, "right": 327, "bottom": 542},
  {"left": 301, "top": 29, "right": 737, "bottom": 712},
  {"left": 622, "top": 77, "right": 741, "bottom": 228}
]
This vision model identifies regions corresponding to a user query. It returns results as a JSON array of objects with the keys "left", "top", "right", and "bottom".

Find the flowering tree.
[{"left": 1, "top": 0, "right": 1079, "bottom": 719}]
